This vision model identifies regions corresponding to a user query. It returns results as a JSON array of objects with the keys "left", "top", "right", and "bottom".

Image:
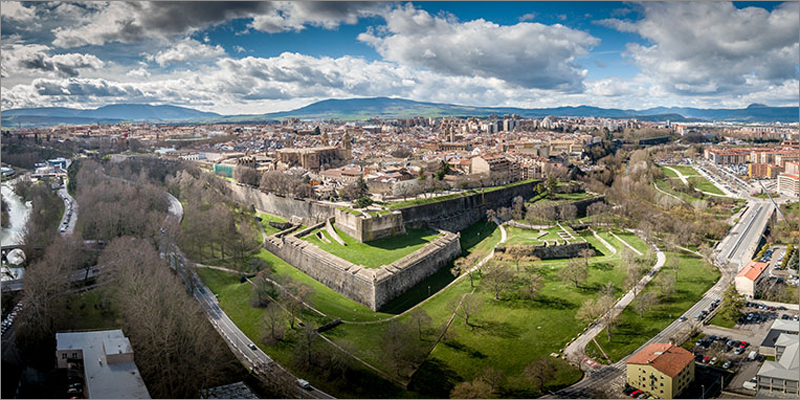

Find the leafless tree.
[
  {"left": 632, "top": 291, "right": 656, "bottom": 318},
  {"left": 450, "top": 379, "right": 492, "bottom": 399},
  {"left": 450, "top": 255, "right": 477, "bottom": 288},
  {"left": 522, "top": 267, "right": 544, "bottom": 302},
  {"left": 624, "top": 264, "right": 645, "bottom": 296},
  {"left": 382, "top": 320, "right": 420, "bottom": 376},
  {"left": 559, "top": 204, "right": 578, "bottom": 221},
  {"left": 482, "top": 262, "right": 514, "bottom": 300},
  {"left": 578, "top": 248, "right": 595, "bottom": 267},
  {"left": 409, "top": 308, "right": 433, "bottom": 341},
  {"left": 234, "top": 166, "right": 261, "bottom": 186},
  {"left": 559, "top": 257, "right": 588, "bottom": 288},
  {"left": 511, "top": 196, "right": 524, "bottom": 220},
  {"left": 450, "top": 292, "right": 483, "bottom": 328},
  {"left": 524, "top": 357, "right": 556, "bottom": 394},
  {"left": 477, "top": 366, "right": 505, "bottom": 394},
  {"left": 260, "top": 302, "right": 287, "bottom": 345}
]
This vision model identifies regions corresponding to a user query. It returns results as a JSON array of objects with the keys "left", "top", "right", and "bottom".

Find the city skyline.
[{"left": 1, "top": 1, "right": 798, "bottom": 114}]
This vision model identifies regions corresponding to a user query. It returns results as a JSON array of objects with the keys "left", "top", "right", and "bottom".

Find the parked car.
[
  {"left": 740, "top": 341, "right": 748, "bottom": 348},
  {"left": 743, "top": 378, "right": 757, "bottom": 390},
  {"left": 709, "top": 357, "right": 718, "bottom": 366},
  {"left": 623, "top": 386, "right": 636, "bottom": 396},
  {"left": 734, "top": 347, "right": 744, "bottom": 355},
  {"left": 722, "top": 361, "right": 732, "bottom": 369},
  {"left": 703, "top": 356, "right": 710, "bottom": 363},
  {"left": 748, "top": 351, "right": 758, "bottom": 360},
  {"left": 630, "top": 390, "right": 643, "bottom": 398}
]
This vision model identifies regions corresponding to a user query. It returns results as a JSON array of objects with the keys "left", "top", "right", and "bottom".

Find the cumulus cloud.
[
  {"left": 50, "top": 1, "right": 386, "bottom": 48},
  {"left": 1, "top": 44, "right": 105, "bottom": 78},
  {"left": 1, "top": 1, "right": 36, "bottom": 22},
  {"left": 599, "top": 1, "right": 799, "bottom": 96},
  {"left": 126, "top": 67, "right": 151, "bottom": 78},
  {"left": 357, "top": 4, "right": 599, "bottom": 92},
  {"left": 146, "top": 38, "right": 226, "bottom": 67}
]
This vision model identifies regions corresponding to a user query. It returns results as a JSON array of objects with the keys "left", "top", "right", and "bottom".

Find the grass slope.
[{"left": 302, "top": 227, "right": 440, "bottom": 269}]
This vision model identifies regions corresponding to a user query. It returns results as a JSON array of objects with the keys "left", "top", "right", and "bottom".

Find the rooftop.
[
  {"left": 735, "top": 261, "right": 770, "bottom": 282},
  {"left": 56, "top": 330, "right": 150, "bottom": 399},
  {"left": 758, "top": 341, "right": 799, "bottom": 382},
  {"left": 627, "top": 343, "right": 694, "bottom": 378}
]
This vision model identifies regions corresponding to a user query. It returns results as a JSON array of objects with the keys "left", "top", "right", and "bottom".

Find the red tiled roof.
[
  {"left": 627, "top": 343, "right": 694, "bottom": 378},
  {"left": 735, "top": 261, "right": 770, "bottom": 281}
]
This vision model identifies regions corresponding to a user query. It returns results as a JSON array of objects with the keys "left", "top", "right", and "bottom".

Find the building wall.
[
  {"left": 56, "top": 349, "right": 84, "bottom": 369},
  {"left": 495, "top": 241, "right": 592, "bottom": 260},
  {"left": 626, "top": 363, "right": 693, "bottom": 399},
  {"left": 735, "top": 276, "right": 756, "bottom": 298}
]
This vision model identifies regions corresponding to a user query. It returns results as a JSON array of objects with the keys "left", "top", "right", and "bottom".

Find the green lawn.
[
  {"left": 258, "top": 212, "right": 288, "bottom": 236},
  {"left": 60, "top": 290, "right": 119, "bottom": 331},
  {"left": 590, "top": 251, "right": 720, "bottom": 362},
  {"left": 670, "top": 165, "right": 698, "bottom": 176},
  {"left": 654, "top": 179, "right": 699, "bottom": 204},
  {"left": 688, "top": 176, "right": 725, "bottom": 195},
  {"left": 302, "top": 226, "right": 440, "bottom": 268},
  {"left": 659, "top": 166, "right": 679, "bottom": 178},
  {"left": 504, "top": 225, "right": 583, "bottom": 246},
  {"left": 533, "top": 191, "right": 597, "bottom": 206},
  {"left": 607, "top": 229, "right": 651, "bottom": 255},
  {"left": 708, "top": 312, "right": 737, "bottom": 329}
]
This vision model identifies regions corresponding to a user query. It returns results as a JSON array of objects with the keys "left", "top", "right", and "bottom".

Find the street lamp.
[{"left": 701, "top": 384, "right": 705, "bottom": 399}]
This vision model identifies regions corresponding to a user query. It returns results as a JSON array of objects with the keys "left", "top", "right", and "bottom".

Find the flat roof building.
[{"left": 56, "top": 329, "right": 150, "bottom": 399}]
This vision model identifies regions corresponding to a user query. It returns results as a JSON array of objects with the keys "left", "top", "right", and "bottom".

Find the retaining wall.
[
  {"left": 226, "top": 182, "right": 337, "bottom": 224},
  {"left": 397, "top": 180, "right": 540, "bottom": 232},
  {"left": 334, "top": 208, "right": 406, "bottom": 242},
  {"left": 265, "top": 224, "right": 461, "bottom": 310},
  {"left": 496, "top": 241, "right": 593, "bottom": 260}
]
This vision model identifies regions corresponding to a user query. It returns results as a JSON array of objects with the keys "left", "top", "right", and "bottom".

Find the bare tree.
[
  {"left": 477, "top": 366, "right": 505, "bottom": 394},
  {"left": 450, "top": 292, "right": 483, "bottom": 328},
  {"left": 578, "top": 248, "right": 595, "bottom": 267},
  {"left": 260, "top": 302, "right": 287, "bottom": 345},
  {"left": 511, "top": 196, "right": 524, "bottom": 220},
  {"left": 409, "top": 308, "right": 433, "bottom": 341},
  {"left": 559, "top": 204, "right": 578, "bottom": 222},
  {"left": 658, "top": 272, "right": 677, "bottom": 299},
  {"left": 482, "top": 262, "right": 514, "bottom": 300},
  {"left": 450, "top": 379, "right": 492, "bottom": 399},
  {"left": 293, "top": 321, "right": 318, "bottom": 369},
  {"left": 624, "top": 264, "right": 645, "bottom": 295},
  {"left": 450, "top": 255, "right": 476, "bottom": 288},
  {"left": 524, "top": 358, "right": 556, "bottom": 394},
  {"left": 559, "top": 257, "right": 588, "bottom": 288},
  {"left": 522, "top": 267, "right": 544, "bottom": 302},
  {"left": 576, "top": 298, "right": 605, "bottom": 325},
  {"left": 234, "top": 166, "right": 261, "bottom": 186},
  {"left": 382, "top": 320, "right": 420, "bottom": 376},
  {"left": 632, "top": 291, "right": 656, "bottom": 318}
]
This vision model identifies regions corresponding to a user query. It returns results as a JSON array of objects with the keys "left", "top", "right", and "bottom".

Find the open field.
[
  {"left": 589, "top": 251, "right": 720, "bottom": 362},
  {"left": 302, "top": 226, "right": 441, "bottom": 269},
  {"left": 670, "top": 165, "right": 699, "bottom": 176},
  {"left": 688, "top": 176, "right": 725, "bottom": 195}
]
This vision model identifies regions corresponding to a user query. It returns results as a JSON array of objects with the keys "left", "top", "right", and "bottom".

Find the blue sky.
[{"left": 1, "top": 1, "right": 797, "bottom": 114}]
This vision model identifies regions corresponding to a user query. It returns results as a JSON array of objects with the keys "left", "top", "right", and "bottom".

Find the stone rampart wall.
[
  {"left": 334, "top": 208, "right": 406, "bottom": 242},
  {"left": 226, "top": 182, "right": 337, "bottom": 224},
  {"left": 496, "top": 241, "right": 592, "bottom": 260}
]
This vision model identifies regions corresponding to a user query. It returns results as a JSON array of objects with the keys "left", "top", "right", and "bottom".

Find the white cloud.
[
  {"left": 1, "top": 1, "right": 36, "bottom": 22},
  {"left": 249, "top": 1, "right": 387, "bottom": 33},
  {"left": 1, "top": 43, "right": 105, "bottom": 78},
  {"left": 233, "top": 45, "right": 246, "bottom": 53},
  {"left": 146, "top": 38, "right": 226, "bottom": 67},
  {"left": 600, "top": 1, "right": 799, "bottom": 98},
  {"left": 126, "top": 67, "right": 151, "bottom": 78},
  {"left": 357, "top": 4, "right": 599, "bottom": 92},
  {"left": 518, "top": 13, "right": 536, "bottom": 22}
]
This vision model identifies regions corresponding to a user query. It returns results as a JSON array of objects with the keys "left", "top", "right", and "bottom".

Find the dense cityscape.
[{"left": 1, "top": 2, "right": 798, "bottom": 400}]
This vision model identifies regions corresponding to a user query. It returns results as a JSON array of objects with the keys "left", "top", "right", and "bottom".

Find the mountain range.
[{"left": 2, "top": 98, "right": 797, "bottom": 128}]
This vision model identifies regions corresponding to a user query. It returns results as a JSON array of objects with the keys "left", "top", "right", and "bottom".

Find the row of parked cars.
[
  {"left": 623, "top": 387, "right": 656, "bottom": 399},
  {"left": 1, "top": 301, "right": 23, "bottom": 336},
  {"left": 66, "top": 368, "right": 84, "bottom": 399},
  {"left": 58, "top": 191, "right": 73, "bottom": 234}
]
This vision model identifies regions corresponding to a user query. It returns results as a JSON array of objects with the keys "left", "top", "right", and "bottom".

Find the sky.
[{"left": 1, "top": 1, "right": 798, "bottom": 114}]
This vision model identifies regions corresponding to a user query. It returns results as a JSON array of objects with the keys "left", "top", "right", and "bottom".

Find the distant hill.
[
  {"left": 2, "top": 104, "right": 220, "bottom": 127},
  {"left": 3, "top": 98, "right": 797, "bottom": 128},
  {"left": 258, "top": 97, "right": 796, "bottom": 123}
]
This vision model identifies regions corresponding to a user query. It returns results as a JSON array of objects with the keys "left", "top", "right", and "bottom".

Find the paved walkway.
[
  {"left": 588, "top": 227, "right": 616, "bottom": 255},
  {"left": 610, "top": 231, "right": 643, "bottom": 256},
  {"left": 652, "top": 182, "right": 686, "bottom": 204},
  {"left": 665, "top": 165, "right": 732, "bottom": 198},
  {"left": 562, "top": 241, "right": 665, "bottom": 366}
]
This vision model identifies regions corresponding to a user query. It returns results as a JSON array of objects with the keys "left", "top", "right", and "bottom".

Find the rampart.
[
  {"left": 264, "top": 224, "right": 461, "bottom": 310},
  {"left": 226, "top": 182, "right": 337, "bottom": 224},
  {"left": 397, "top": 180, "right": 540, "bottom": 232},
  {"left": 334, "top": 208, "right": 406, "bottom": 242},
  {"left": 495, "top": 241, "right": 593, "bottom": 260},
  {"left": 551, "top": 195, "right": 605, "bottom": 217}
]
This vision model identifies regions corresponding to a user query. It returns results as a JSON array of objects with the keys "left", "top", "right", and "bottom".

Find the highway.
[{"left": 57, "top": 184, "right": 77, "bottom": 235}]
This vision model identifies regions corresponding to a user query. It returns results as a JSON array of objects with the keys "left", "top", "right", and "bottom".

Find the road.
[
  {"left": 57, "top": 184, "right": 77, "bottom": 235},
  {"left": 547, "top": 196, "right": 773, "bottom": 398},
  {"left": 1, "top": 265, "right": 102, "bottom": 292},
  {"left": 156, "top": 189, "right": 333, "bottom": 399}
]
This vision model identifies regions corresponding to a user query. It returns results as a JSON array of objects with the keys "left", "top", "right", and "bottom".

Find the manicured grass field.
[
  {"left": 688, "top": 176, "right": 725, "bottom": 195},
  {"left": 302, "top": 226, "right": 441, "bottom": 268},
  {"left": 590, "top": 251, "right": 720, "bottom": 362},
  {"left": 258, "top": 212, "right": 288, "bottom": 236},
  {"left": 670, "top": 165, "right": 699, "bottom": 176},
  {"left": 708, "top": 312, "right": 737, "bottom": 329},
  {"left": 504, "top": 225, "right": 583, "bottom": 246},
  {"left": 659, "top": 166, "right": 679, "bottom": 178}
]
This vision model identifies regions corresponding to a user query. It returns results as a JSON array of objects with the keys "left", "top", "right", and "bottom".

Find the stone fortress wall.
[
  {"left": 264, "top": 223, "right": 461, "bottom": 311},
  {"left": 334, "top": 208, "right": 406, "bottom": 243},
  {"left": 495, "top": 241, "right": 593, "bottom": 260}
]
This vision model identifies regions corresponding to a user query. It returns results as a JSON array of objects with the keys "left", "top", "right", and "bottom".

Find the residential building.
[
  {"left": 734, "top": 261, "right": 770, "bottom": 298},
  {"left": 759, "top": 320, "right": 800, "bottom": 357},
  {"left": 56, "top": 329, "right": 151, "bottom": 399},
  {"left": 748, "top": 163, "right": 782, "bottom": 179},
  {"left": 704, "top": 148, "right": 748, "bottom": 165},
  {"left": 777, "top": 173, "right": 799, "bottom": 198},
  {"left": 470, "top": 154, "right": 518, "bottom": 185},
  {"left": 626, "top": 343, "right": 695, "bottom": 399},
  {"left": 756, "top": 339, "right": 798, "bottom": 396}
]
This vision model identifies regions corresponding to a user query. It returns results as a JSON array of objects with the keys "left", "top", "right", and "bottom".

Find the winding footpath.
[{"left": 664, "top": 165, "right": 732, "bottom": 198}]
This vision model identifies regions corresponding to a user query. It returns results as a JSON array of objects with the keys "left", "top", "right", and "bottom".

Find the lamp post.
[{"left": 701, "top": 384, "right": 705, "bottom": 399}]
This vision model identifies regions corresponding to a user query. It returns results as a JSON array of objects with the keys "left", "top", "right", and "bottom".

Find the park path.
[
  {"left": 610, "top": 231, "right": 643, "bottom": 256},
  {"left": 652, "top": 182, "right": 686, "bottom": 204},
  {"left": 562, "top": 241, "right": 666, "bottom": 366},
  {"left": 588, "top": 227, "right": 616, "bottom": 255},
  {"left": 665, "top": 165, "right": 732, "bottom": 198}
]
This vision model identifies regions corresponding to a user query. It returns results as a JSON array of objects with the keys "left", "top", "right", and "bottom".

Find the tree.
[
  {"left": 511, "top": 196, "right": 524, "bottom": 220},
  {"left": 409, "top": 308, "right": 433, "bottom": 341},
  {"left": 506, "top": 245, "right": 528, "bottom": 272},
  {"left": 578, "top": 248, "right": 595, "bottom": 267},
  {"left": 260, "top": 302, "right": 287, "bottom": 345},
  {"left": 450, "top": 292, "right": 482, "bottom": 328},
  {"left": 545, "top": 175, "right": 558, "bottom": 199},
  {"left": 476, "top": 366, "right": 504, "bottom": 394},
  {"left": 524, "top": 358, "right": 556, "bottom": 394},
  {"left": 576, "top": 298, "right": 605, "bottom": 325},
  {"left": 522, "top": 267, "right": 544, "bottom": 302},
  {"left": 450, "top": 380, "right": 492, "bottom": 399},
  {"left": 559, "top": 204, "right": 577, "bottom": 221},
  {"left": 382, "top": 320, "right": 420, "bottom": 376},
  {"left": 482, "top": 262, "right": 514, "bottom": 301},
  {"left": 294, "top": 321, "right": 318, "bottom": 369},
  {"left": 250, "top": 271, "right": 278, "bottom": 308},
  {"left": 624, "top": 264, "right": 645, "bottom": 296},
  {"left": 451, "top": 255, "right": 477, "bottom": 288},
  {"left": 234, "top": 166, "right": 261, "bottom": 186},
  {"left": 559, "top": 257, "right": 588, "bottom": 288},
  {"left": 632, "top": 291, "right": 656, "bottom": 318},
  {"left": 657, "top": 272, "right": 676, "bottom": 299}
]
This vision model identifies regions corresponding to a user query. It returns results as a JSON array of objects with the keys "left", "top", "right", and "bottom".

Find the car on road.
[
  {"left": 722, "top": 361, "right": 732, "bottom": 369},
  {"left": 297, "top": 379, "right": 311, "bottom": 389},
  {"left": 703, "top": 356, "right": 710, "bottom": 363},
  {"left": 623, "top": 387, "right": 636, "bottom": 396},
  {"left": 248, "top": 343, "right": 257, "bottom": 350}
]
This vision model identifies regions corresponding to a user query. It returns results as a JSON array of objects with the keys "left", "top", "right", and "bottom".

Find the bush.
[{"left": 355, "top": 196, "right": 373, "bottom": 209}]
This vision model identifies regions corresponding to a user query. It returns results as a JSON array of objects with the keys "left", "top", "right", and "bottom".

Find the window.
[
  {"left": 61, "top": 353, "right": 67, "bottom": 359},
  {"left": 72, "top": 352, "right": 77, "bottom": 358}
]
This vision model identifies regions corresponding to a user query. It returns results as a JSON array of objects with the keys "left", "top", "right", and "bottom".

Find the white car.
[
  {"left": 743, "top": 378, "right": 757, "bottom": 390},
  {"left": 296, "top": 379, "right": 311, "bottom": 389}
]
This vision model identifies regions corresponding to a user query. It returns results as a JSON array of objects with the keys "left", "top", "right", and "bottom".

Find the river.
[{"left": 1, "top": 180, "right": 32, "bottom": 247}]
